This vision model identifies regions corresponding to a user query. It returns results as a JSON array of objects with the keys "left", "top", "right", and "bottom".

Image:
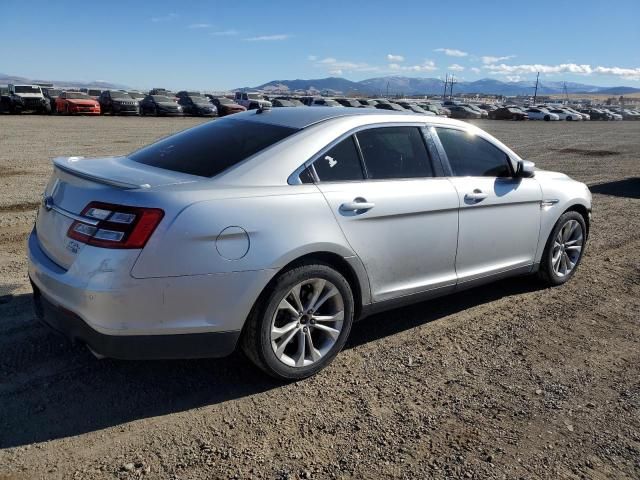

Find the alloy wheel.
[
  {"left": 551, "top": 219, "right": 584, "bottom": 277},
  {"left": 270, "top": 278, "right": 344, "bottom": 368}
]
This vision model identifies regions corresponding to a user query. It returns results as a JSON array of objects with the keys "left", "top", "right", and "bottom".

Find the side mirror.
[{"left": 516, "top": 159, "right": 535, "bottom": 178}]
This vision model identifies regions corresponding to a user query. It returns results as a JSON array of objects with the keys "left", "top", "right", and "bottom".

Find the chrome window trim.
[{"left": 287, "top": 121, "right": 439, "bottom": 185}]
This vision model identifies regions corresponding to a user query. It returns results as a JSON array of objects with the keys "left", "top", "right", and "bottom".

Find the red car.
[{"left": 55, "top": 91, "right": 100, "bottom": 115}]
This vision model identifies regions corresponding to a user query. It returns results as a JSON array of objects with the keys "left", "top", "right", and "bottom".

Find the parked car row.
[
  {"left": 267, "top": 95, "right": 451, "bottom": 117},
  {"left": 448, "top": 102, "right": 640, "bottom": 121},
  {"left": 3, "top": 83, "right": 639, "bottom": 121},
  {"left": 0, "top": 84, "right": 249, "bottom": 117}
]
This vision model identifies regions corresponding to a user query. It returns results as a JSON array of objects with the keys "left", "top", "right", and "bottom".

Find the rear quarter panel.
[{"left": 130, "top": 185, "right": 359, "bottom": 279}]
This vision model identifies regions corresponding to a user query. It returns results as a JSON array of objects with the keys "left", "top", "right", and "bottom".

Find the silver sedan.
[{"left": 28, "top": 108, "right": 592, "bottom": 379}]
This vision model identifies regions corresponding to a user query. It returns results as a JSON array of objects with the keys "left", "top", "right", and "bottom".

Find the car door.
[
  {"left": 434, "top": 126, "right": 542, "bottom": 285},
  {"left": 307, "top": 125, "right": 460, "bottom": 302}
]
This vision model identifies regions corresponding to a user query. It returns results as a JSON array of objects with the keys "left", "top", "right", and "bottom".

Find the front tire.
[
  {"left": 241, "top": 262, "right": 354, "bottom": 380},
  {"left": 538, "top": 211, "right": 586, "bottom": 286},
  {"left": 544, "top": 115, "right": 550, "bottom": 121}
]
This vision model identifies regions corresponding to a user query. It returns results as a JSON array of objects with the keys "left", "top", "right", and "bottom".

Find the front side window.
[
  {"left": 130, "top": 118, "right": 299, "bottom": 177},
  {"left": 312, "top": 136, "right": 364, "bottom": 182},
  {"left": 435, "top": 127, "right": 512, "bottom": 177},
  {"left": 356, "top": 127, "right": 434, "bottom": 179}
]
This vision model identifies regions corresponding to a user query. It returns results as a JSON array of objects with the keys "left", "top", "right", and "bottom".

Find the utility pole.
[
  {"left": 442, "top": 74, "right": 448, "bottom": 100},
  {"left": 386, "top": 81, "right": 390, "bottom": 99},
  {"left": 563, "top": 82, "right": 569, "bottom": 104},
  {"left": 449, "top": 75, "right": 456, "bottom": 99},
  {"left": 533, "top": 72, "right": 540, "bottom": 104}
]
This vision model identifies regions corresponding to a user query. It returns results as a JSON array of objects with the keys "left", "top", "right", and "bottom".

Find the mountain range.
[
  {"left": 3, "top": 72, "right": 639, "bottom": 97},
  {"left": 247, "top": 76, "right": 640, "bottom": 96}
]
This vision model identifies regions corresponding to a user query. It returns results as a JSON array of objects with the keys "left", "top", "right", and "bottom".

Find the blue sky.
[{"left": 2, "top": 0, "right": 639, "bottom": 90}]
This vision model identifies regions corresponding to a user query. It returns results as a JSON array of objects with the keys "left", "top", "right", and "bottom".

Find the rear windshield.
[{"left": 129, "top": 118, "right": 299, "bottom": 177}]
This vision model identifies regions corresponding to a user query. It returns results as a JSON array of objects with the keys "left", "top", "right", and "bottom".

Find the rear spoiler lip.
[{"left": 52, "top": 156, "right": 151, "bottom": 190}]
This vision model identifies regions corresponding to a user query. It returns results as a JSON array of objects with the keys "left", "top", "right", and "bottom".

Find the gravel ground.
[{"left": 0, "top": 116, "right": 638, "bottom": 480}]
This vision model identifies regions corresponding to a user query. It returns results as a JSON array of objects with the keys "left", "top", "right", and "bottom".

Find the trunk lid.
[{"left": 36, "top": 156, "right": 200, "bottom": 269}]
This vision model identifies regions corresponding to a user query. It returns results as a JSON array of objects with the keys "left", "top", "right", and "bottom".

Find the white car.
[
  {"left": 525, "top": 107, "right": 560, "bottom": 121},
  {"left": 234, "top": 91, "right": 272, "bottom": 110},
  {"left": 548, "top": 108, "right": 583, "bottom": 121},
  {"left": 563, "top": 107, "right": 589, "bottom": 120}
]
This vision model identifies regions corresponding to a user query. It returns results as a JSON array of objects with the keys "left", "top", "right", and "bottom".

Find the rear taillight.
[{"left": 67, "top": 201, "right": 164, "bottom": 249}]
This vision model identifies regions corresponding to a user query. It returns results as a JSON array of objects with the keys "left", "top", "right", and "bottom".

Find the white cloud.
[
  {"left": 449, "top": 64, "right": 465, "bottom": 72},
  {"left": 593, "top": 65, "right": 640, "bottom": 80},
  {"left": 151, "top": 13, "right": 178, "bottom": 23},
  {"left": 388, "top": 60, "right": 437, "bottom": 72},
  {"left": 329, "top": 69, "right": 343, "bottom": 76},
  {"left": 245, "top": 34, "right": 291, "bottom": 41},
  {"left": 484, "top": 62, "right": 640, "bottom": 81},
  {"left": 506, "top": 75, "right": 523, "bottom": 82},
  {"left": 315, "top": 57, "right": 380, "bottom": 73},
  {"left": 435, "top": 48, "right": 468, "bottom": 57},
  {"left": 308, "top": 55, "right": 318, "bottom": 61},
  {"left": 387, "top": 54, "right": 405, "bottom": 62},
  {"left": 470, "top": 67, "right": 481, "bottom": 74},
  {"left": 481, "top": 55, "right": 516, "bottom": 64},
  {"left": 210, "top": 29, "right": 239, "bottom": 36},
  {"left": 188, "top": 23, "right": 211, "bottom": 29}
]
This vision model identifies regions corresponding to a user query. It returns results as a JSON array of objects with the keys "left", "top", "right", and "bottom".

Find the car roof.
[{"left": 240, "top": 105, "right": 412, "bottom": 128}]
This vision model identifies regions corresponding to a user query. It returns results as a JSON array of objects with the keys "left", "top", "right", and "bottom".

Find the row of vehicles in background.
[
  {"left": 3, "top": 83, "right": 640, "bottom": 121},
  {"left": 0, "top": 84, "right": 250, "bottom": 117},
  {"left": 441, "top": 101, "right": 638, "bottom": 121}
]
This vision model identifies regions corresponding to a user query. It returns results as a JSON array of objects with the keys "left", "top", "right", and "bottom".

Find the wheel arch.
[
  {"left": 563, "top": 203, "right": 590, "bottom": 238},
  {"left": 253, "top": 250, "right": 371, "bottom": 324}
]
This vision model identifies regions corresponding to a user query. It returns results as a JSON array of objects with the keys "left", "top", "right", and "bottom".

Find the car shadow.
[
  {"left": 0, "top": 275, "right": 544, "bottom": 448},
  {"left": 589, "top": 177, "right": 640, "bottom": 199}
]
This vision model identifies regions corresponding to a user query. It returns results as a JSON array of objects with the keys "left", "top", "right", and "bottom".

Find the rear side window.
[
  {"left": 435, "top": 127, "right": 512, "bottom": 177},
  {"left": 356, "top": 127, "right": 434, "bottom": 179},
  {"left": 130, "top": 118, "right": 298, "bottom": 177},
  {"left": 313, "top": 136, "right": 364, "bottom": 182}
]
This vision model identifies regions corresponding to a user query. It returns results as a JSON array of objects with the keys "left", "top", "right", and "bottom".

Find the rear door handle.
[
  {"left": 340, "top": 198, "right": 375, "bottom": 213},
  {"left": 464, "top": 190, "right": 488, "bottom": 202}
]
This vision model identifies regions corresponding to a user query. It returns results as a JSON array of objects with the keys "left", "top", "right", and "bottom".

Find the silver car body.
[{"left": 28, "top": 108, "right": 592, "bottom": 358}]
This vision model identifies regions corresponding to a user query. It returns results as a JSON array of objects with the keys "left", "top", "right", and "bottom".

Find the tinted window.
[
  {"left": 356, "top": 127, "right": 434, "bottom": 179},
  {"left": 313, "top": 136, "right": 364, "bottom": 182},
  {"left": 435, "top": 127, "right": 512, "bottom": 177},
  {"left": 130, "top": 118, "right": 299, "bottom": 177}
]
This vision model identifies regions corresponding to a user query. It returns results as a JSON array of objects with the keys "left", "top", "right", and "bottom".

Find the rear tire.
[
  {"left": 537, "top": 211, "right": 586, "bottom": 286},
  {"left": 544, "top": 115, "right": 550, "bottom": 121},
  {"left": 241, "top": 262, "right": 354, "bottom": 380}
]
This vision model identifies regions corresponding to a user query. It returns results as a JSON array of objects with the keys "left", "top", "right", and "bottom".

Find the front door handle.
[
  {"left": 464, "top": 189, "right": 489, "bottom": 202},
  {"left": 340, "top": 198, "right": 375, "bottom": 213}
]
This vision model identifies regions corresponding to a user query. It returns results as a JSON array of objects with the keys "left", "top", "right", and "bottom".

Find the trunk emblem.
[{"left": 43, "top": 195, "right": 54, "bottom": 211}]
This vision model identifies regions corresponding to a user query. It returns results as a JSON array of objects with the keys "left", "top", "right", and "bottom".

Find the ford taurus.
[{"left": 28, "top": 108, "right": 591, "bottom": 379}]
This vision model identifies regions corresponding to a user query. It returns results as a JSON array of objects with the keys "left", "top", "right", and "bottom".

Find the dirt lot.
[{"left": 0, "top": 116, "right": 638, "bottom": 480}]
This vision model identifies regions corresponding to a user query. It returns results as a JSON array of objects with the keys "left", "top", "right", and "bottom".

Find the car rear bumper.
[
  {"left": 32, "top": 281, "right": 240, "bottom": 359},
  {"left": 27, "top": 228, "right": 274, "bottom": 358}
]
